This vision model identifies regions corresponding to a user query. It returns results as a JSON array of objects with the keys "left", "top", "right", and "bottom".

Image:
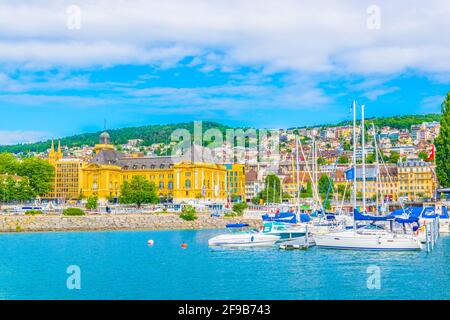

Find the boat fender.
[
  {"left": 251, "top": 236, "right": 254, "bottom": 242},
  {"left": 147, "top": 239, "right": 154, "bottom": 246},
  {"left": 259, "top": 226, "right": 263, "bottom": 232},
  {"left": 378, "top": 236, "right": 382, "bottom": 244}
]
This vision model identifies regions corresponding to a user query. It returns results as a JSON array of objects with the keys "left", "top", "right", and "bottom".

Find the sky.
[{"left": 0, "top": 0, "right": 449, "bottom": 145}]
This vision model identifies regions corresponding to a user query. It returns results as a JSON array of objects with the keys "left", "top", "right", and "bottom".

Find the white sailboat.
[{"left": 314, "top": 102, "right": 422, "bottom": 251}]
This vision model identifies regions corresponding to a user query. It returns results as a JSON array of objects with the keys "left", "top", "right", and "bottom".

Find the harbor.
[{"left": 0, "top": 228, "right": 448, "bottom": 300}]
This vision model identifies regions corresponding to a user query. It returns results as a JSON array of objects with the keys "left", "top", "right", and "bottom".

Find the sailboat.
[{"left": 314, "top": 102, "right": 422, "bottom": 251}]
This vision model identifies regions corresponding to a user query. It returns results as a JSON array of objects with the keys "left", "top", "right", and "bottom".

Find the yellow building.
[
  {"left": 398, "top": 159, "right": 436, "bottom": 201},
  {"left": 46, "top": 140, "right": 84, "bottom": 201},
  {"left": 79, "top": 131, "right": 239, "bottom": 203},
  {"left": 225, "top": 163, "right": 246, "bottom": 202}
]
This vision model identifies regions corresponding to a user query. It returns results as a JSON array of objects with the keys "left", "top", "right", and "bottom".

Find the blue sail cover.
[
  {"left": 299, "top": 213, "right": 311, "bottom": 223},
  {"left": 226, "top": 223, "right": 249, "bottom": 228},
  {"left": 421, "top": 207, "right": 439, "bottom": 219},
  {"left": 262, "top": 212, "right": 297, "bottom": 224},
  {"left": 353, "top": 209, "right": 388, "bottom": 221},
  {"left": 441, "top": 206, "right": 449, "bottom": 219}
]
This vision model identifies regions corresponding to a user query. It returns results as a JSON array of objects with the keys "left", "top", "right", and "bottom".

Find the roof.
[{"left": 89, "top": 144, "right": 218, "bottom": 169}]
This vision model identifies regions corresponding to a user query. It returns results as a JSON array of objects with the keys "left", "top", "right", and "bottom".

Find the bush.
[
  {"left": 62, "top": 208, "right": 85, "bottom": 216},
  {"left": 232, "top": 202, "right": 248, "bottom": 216},
  {"left": 180, "top": 205, "right": 197, "bottom": 221},
  {"left": 85, "top": 195, "right": 98, "bottom": 210},
  {"left": 25, "top": 209, "right": 43, "bottom": 215}
]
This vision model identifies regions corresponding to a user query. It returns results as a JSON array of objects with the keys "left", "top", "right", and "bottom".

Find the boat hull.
[
  {"left": 208, "top": 234, "right": 280, "bottom": 247},
  {"left": 314, "top": 231, "right": 422, "bottom": 251}
]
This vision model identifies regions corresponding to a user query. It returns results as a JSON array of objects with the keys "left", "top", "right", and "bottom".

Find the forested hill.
[
  {"left": 291, "top": 113, "right": 441, "bottom": 130},
  {"left": 0, "top": 121, "right": 232, "bottom": 154},
  {"left": 0, "top": 113, "right": 441, "bottom": 154}
]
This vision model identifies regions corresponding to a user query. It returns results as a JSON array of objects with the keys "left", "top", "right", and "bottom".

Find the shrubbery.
[
  {"left": 85, "top": 195, "right": 98, "bottom": 210},
  {"left": 62, "top": 208, "right": 85, "bottom": 216},
  {"left": 25, "top": 209, "right": 42, "bottom": 215},
  {"left": 180, "top": 205, "right": 197, "bottom": 221},
  {"left": 232, "top": 202, "right": 248, "bottom": 216}
]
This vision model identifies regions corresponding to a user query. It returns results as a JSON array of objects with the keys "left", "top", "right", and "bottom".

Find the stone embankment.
[{"left": 0, "top": 213, "right": 260, "bottom": 233}]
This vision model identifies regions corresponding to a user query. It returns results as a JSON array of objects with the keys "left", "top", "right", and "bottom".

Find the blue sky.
[{"left": 0, "top": 1, "right": 449, "bottom": 144}]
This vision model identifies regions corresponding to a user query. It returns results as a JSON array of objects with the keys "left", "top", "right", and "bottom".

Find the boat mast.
[
  {"left": 352, "top": 101, "right": 357, "bottom": 212},
  {"left": 362, "top": 104, "right": 366, "bottom": 214},
  {"left": 373, "top": 123, "right": 380, "bottom": 213},
  {"left": 295, "top": 137, "right": 300, "bottom": 214},
  {"left": 352, "top": 100, "right": 357, "bottom": 232}
]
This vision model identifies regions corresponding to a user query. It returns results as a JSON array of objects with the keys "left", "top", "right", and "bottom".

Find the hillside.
[
  {"left": 291, "top": 113, "right": 441, "bottom": 130},
  {"left": 0, "top": 121, "right": 232, "bottom": 154},
  {"left": 0, "top": 113, "right": 441, "bottom": 154}
]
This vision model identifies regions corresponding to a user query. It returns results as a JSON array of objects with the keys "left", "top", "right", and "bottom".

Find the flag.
[{"left": 425, "top": 145, "right": 435, "bottom": 161}]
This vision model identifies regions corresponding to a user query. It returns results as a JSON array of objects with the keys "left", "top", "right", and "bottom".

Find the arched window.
[
  {"left": 159, "top": 182, "right": 164, "bottom": 189},
  {"left": 185, "top": 179, "right": 191, "bottom": 189},
  {"left": 168, "top": 181, "right": 173, "bottom": 190}
]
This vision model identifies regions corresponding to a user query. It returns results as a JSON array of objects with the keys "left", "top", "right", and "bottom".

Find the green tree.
[
  {"left": 337, "top": 156, "right": 349, "bottom": 164},
  {"left": 261, "top": 174, "right": 282, "bottom": 203},
  {"left": 318, "top": 174, "right": 333, "bottom": 200},
  {"left": 17, "top": 157, "right": 55, "bottom": 196},
  {"left": 15, "top": 178, "right": 34, "bottom": 202},
  {"left": 0, "top": 153, "right": 19, "bottom": 174},
  {"left": 388, "top": 151, "right": 400, "bottom": 164},
  {"left": 86, "top": 195, "right": 98, "bottom": 210},
  {"left": 232, "top": 202, "right": 248, "bottom": 216},
  {"left": 119, "top": 176, "right": 159, "bottom": 208},
  {"left": 418, "top": 151, "right": 428, "bottom": 161},
  {"left": 300, "top": 181, "right": 313, "bottom": 198},
  {"left": 436, "top": 93, "right": 450, "bottom": 187},
  {"left": 180, "top": 205, "right": 197, "bottom": 221}
]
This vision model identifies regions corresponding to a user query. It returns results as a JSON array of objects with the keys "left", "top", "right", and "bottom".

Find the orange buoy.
[
  {"left": 147, "top": 239, "right": 154, "bottom": 246},
  {"left": 181, "top": 242, "right": 187, "bottom": 249}
]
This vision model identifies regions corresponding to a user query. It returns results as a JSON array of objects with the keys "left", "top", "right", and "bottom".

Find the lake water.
[{"left": 0, "top": 229, "right": 448, "bottom": 300}]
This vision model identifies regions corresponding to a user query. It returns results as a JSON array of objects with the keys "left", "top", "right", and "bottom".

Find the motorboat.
[{"left": 208, "top": 224, "right": 280, "bottom": 247}]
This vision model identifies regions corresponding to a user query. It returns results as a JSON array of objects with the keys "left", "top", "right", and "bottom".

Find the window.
[
  {"left": 185, "top": 179, "right": 191, "bottom": 188},
  {"left": 159, "top": 182, "right": 164, "bottom": 189},
  {"left": 168, "top": 181, "right": 173, "bottom": 190}
]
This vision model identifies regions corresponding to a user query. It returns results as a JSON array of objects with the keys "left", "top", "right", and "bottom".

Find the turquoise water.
[{"left": 0, "top": 229, "right": 448, "bottom": 300}]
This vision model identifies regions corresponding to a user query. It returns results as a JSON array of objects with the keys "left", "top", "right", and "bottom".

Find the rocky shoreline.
[{"left": 0, "top": 214, "right": 261, "bottom": 233}]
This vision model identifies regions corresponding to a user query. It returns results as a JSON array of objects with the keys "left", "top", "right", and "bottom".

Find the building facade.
[
  {"left": 77, "top": 132, "right": 243, "bottom": 203},
  {"left": 46, "top": 140, "right": 84, "bottom": 201}
]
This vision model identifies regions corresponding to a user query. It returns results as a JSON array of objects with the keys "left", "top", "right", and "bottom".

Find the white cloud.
[
  {"left": 0, "top": 130, "right": 49, "bottom": 145},
  {"left": 0, "top": 0, "right": 449, "bottom": 76}
]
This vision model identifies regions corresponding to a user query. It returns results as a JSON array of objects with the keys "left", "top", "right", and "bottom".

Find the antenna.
[{"left": 103, "top": 118, "right": 107, "bottom": 131}]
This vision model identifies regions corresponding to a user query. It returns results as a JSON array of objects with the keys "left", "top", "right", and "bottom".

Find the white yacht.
[
  {"left": 313, "top": 102, "right": 423, "bottom": 251},
  {"left": 314, "top": 224, "right": 423, "bottom": 251}
]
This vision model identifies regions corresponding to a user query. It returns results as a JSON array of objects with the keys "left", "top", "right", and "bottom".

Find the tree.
[
  {"left": 17, "top": 157, "right": 55, "bottom": 196},
  {"left": 418, "top": 151, "right": 428, "bottom": 161},
  {"left": 251, "top": 196, "right": 260, "bottom": 205},
  {"left": 86, "top": 195, "right": 98, "bottom": 210},
  {"left": 261, "top": 174, "right": 282, "bottom": 203},
  {"left": 232, "top": 202, "right": 248, "bottom": 216},
  {"left": 0, "top": 153, "right": 19, "bottom": 174},
  {"left": 317, "top": 157, "right": 326, "bottom": 165},
  {"left": 180, "top": 205, "right": 197, "bottom": 220},
  {"left": 318, "top": 174, "right": 334, "bottom": 200},
  {"left": 436, "top": 93, "right": 450, "bottom": 187},
  {"left": 388, "top": 151, "right": 400, "bottom": 164},
  {"left": 300, "top": 181, "right": 313, "bottom": 198},
  {"left": 119, "top": 176, "right": 159, "bottom": 207},
  {"left": 338, "top": 156, "right": 349, "bottom": 164}
]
